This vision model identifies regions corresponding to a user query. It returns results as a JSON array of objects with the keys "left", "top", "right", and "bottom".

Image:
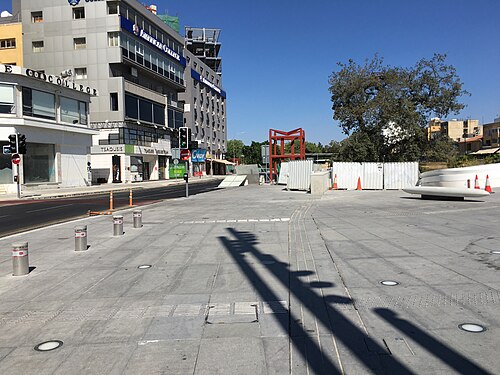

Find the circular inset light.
[
  {"left": 380, "top": 280, "right": 399, "bottom": 286},
  {"left": 34, "top": 340, "right": 63, "bottom": 352},
  {"left": 491, "top": 251, "right": 500, "bottom": 254},
  {"left": 137, "top": 265, "right": 152, "bottom": 269},
  {"left": 459, "top": 323, "right": 486, "bottom": 333}
]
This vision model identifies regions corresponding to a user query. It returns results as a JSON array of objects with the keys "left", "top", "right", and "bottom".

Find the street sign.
[
  {"left": 173, "top": 158, "right": 179, "bottom": 165},
  {"left": 11, "top": 153, "right": 21, "bottom": 165},
  {"left": 180, "top": 149, "right": 191, "bottom": 161},
  {"left": 3, "top": 145, "right": 12, "bottom": 155}
]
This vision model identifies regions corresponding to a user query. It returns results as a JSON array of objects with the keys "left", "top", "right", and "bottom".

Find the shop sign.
[
  {"left": 0, "top": 64, "right": 98, "bottom": 96},
  {"left": 68, "top": 0, "right": 104, "bottom": 5},
  {"left": 91, "top": 145, "right": 125, "bottom": 153},
  {"left": 191, "top": 149, "right": 207, "bottom": 163},
  {"left": 169, "top": 163, "right": 186, "bottom": 179},
  {"left": 89, "top": 121, "right": 124, "bottom": 129},
  {"left": 191, "top": 69, "right": 226, "bottom": 98},
  {"left": 120, "top": 17, "right": 186, "bottom": 67},
  {"left": 135, "top": 146, "right": 156, "bottom": 155}
]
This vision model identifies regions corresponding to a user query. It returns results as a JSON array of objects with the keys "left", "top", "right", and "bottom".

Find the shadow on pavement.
[
  {"left": 218, "top": 228, "right": 416, "bottom": 374},
  {"left": 374, "top": 308, "right": 492, "bottom": 375}
]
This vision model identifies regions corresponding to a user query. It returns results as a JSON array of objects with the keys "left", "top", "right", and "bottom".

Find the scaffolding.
[{"left": 185, "top": 27, "right": 222, "bottom": 75}]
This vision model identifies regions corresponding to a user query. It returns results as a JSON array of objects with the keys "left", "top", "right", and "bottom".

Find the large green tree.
[
  {"left": 226, "top": 139, "right": 245, "bottom": 161},
  {"left": 328, "top": 54, "right": 468, "bottom": 162}
]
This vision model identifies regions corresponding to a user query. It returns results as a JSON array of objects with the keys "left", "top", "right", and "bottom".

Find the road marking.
[
  {"left": 26, "top": 204, "right": 73, "bottom": 213},
  {"left": 0, "top": 215, "right": 10, "bottom": 219}
]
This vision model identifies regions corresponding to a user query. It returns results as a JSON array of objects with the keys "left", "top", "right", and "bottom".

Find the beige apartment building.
[
  {"left": 427, "top": 118, "right": 481, "bottom": 141},
  {"left": 0, "top": 18, "right": 23, "bottom": 66},
  {"left": 482, "top": 120, "right": 500, "bottom": 148}
]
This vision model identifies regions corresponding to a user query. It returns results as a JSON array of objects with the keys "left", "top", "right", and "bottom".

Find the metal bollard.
[
  {"left": 74, "top": 225, "right": 88, "bottom": 251},
  {"left": 133, "top": 210, "right": 142, "bottom": 228},
  {"left": 12, "top": 242, "right": 29, "bottom": 276},
  {"left": 113, "top": 215, "right": 124, "bottom": 236}
]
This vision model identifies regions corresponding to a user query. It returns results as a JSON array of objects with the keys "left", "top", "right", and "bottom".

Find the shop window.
[
  {"left": 23, "top": 143, "right": 56, "bottom": 183},
  {"left": 31, "top": 11, "right": 43, "bottom": 23},
  {"left": 32, "top": 41, "right": 44, "bottom": 53},
  {"left": 73, "top": 7, "right": 85, "bottom": 19}
]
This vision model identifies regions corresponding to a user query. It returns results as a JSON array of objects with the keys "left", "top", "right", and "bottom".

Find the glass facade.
[
  {"left": 124, "top": 93, "right": 165, "bottom": 125},
  {"left": 23, "top": 143, "right": 55, "bottom": 183},
  {"left": 120, "top": 33, "right": 184, "bottom": 85}
]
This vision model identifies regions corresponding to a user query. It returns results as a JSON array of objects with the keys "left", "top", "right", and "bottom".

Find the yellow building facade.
[{"left": 0, "top": 22, "right": 23, "bottom": 66}]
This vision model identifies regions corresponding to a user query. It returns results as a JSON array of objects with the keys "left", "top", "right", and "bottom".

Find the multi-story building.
[
  {"left": 10, "top": 0, "right": 188, "bottom": 182},
  {"left": 0, "top": 63, "right": 96, "bottom": 192},
  {"left": 482, "top": 119, "right": 500, "bottom": 148},
  {"left": 428, "top": 118, "right": 481, "bottom": 142},
  {"left": 181, "top": 27, "right": 226, "bottom": 175},
  {"left": 0, "top": 12, "right": 23, "bottom": 66}
]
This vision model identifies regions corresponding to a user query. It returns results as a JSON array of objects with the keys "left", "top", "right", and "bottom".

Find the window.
[
  {"left": 108, "top": 32, "right": 119, "bottom": 47},
  {"left": 22, "top": 88, "right": 55, "bottom": 120},
  {"left": 60, "top": 97, "right": 88, "bottom": 125},
  {"left": 73, "top": 37, "right": 86, "bottom": 50},
  {"left": 0, "top": 39, "right": 16, "bottom": 49},
  {"left": 0, "top": 84, "right": 15, "bottom": 114},
  {"left": 74, "top": 67, "right": 87, "bottom": 79},
  {"left": 31, "top": 11, "right": 43, "bottom": 23},
  {"left": 110, "top": 93, "right": 118, "bottom": 111},
  {"left": 73, "top": 7, "right": 85, "bottom": 19},
  {"left": 107, "top": 1, "right": 119, "bottom": 14},
  {"left": 32, "top": 41, "right": 44, "bottom": 53}
]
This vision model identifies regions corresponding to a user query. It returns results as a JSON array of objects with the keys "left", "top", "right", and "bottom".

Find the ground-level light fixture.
[
  {"left": 34, "top": 340, "right": 63, "bottom": 352},
  {"left": 380, "top": 280, "right": 399, "bottom": 286},
  {"left": 458, "top": 323, "right": 486, "bottom": 333}
]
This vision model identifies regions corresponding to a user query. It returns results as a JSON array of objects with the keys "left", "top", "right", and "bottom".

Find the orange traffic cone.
[
  {"left": 485, "top": 175, "right": 492, "bottom": 193},
  {"left": 474, "top": 175, "right": 480, "bottom": 189},
  {"left": 356, "top": 177, "right": 362, "bottom": 190},
  {"left": 333, "top": 174, "right": 338, "bottom": 190}
]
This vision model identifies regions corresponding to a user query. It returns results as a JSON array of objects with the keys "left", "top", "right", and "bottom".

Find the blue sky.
[{"left": 2, "top": 0, "right": 498, "bottom": 145}]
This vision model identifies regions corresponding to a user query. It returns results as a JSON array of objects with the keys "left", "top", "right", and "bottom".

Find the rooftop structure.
[{"left": 185, "top": 27, "right": 222, "bottom": 75}]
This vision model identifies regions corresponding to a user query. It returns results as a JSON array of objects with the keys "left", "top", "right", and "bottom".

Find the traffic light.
[
  {"left": 8, "top": 134, "right": 17, "bottom": 153},
  {"left": 179, "top": 127, "right": 189, "bottom": 149},
  {"left": 17, "top": 134, "right": 26, "bottom": 154}
]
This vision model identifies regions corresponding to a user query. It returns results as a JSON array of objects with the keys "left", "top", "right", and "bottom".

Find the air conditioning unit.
[{"left": 130, "top": 67, "right": 138, "bottom": 77}]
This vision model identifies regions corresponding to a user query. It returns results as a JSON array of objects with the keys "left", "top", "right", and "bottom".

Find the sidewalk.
[
  {"left": 0, "top": 186, "right": 498, "bottom": 374},
  {"left": 0, "top": 175, "right": 224, "bottom": 201}
]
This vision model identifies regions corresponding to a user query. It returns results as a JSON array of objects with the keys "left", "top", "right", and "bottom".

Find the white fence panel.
[
  {"left": 331, "top": 162, "right": 363, "bottom": 189},
  {"left": 277, "top": 162, "right": 289, "bottom": 185},
  {"left": 363, "top": 163, "right": 384, "bottom": 189},
  {"left": 384, "top": 162, "right": 419, "bottom": 189},
  {"left": 287, "top": 160, "right": 313, "bottom": 191}
]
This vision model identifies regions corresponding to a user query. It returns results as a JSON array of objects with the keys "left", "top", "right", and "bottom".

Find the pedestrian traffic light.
[
  {"left": 179, "top": 127, "right": 189, "bottom": 149},
  {"left": 8, "top": 134, "right": 17, "bottom": 153},
  {"left": 17, "top": 134, "right": 26, "bottom": 154}
]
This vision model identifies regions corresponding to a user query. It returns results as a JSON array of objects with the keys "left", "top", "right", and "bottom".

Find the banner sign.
[
  {"left": 191, "top": 148, "right": 207, "bottom": 163},
  {"left": 120, "top": 16, "right": 186, "bottom": 67},
  {"left": 191, "top": 69, "right": 226, "bottom": 98}
]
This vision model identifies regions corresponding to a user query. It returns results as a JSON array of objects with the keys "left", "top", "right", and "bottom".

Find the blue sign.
[
  {"left": 68, "top": 0, "right": 80, "bottom": 5},
  {"left": 191, "top": 69, "right": 226, "bottom": 98},
  {"left": 191, "top": 149, "right": 207, "bottom": 163},
  {"left": 120, "top": 16, "right": 186, "bottom": 67}
]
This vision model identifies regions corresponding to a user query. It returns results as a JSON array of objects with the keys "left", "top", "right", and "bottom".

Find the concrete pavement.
[{"left": 0, "top": 185, "right": 498, "bottom": 374}]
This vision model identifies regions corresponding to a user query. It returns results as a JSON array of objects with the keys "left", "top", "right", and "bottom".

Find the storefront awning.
[
  {"left": 210, "top": 159, "right": 235, "bottom": 165},
  {"left": 470, "top": 147, "right": 500, "bottom": 155}
]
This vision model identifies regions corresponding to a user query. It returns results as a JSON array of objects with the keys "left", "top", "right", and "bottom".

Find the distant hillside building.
[{"left": 427, "top": 118, "right": 481, "bottom": 142}]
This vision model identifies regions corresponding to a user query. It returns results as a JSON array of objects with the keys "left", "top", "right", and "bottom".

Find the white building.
[{"left": 0, "top": 64, "right": 97, "bottom": 192}]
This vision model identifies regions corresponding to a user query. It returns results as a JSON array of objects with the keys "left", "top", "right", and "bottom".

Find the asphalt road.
[{"left": 0, "top": 179, "right": 221, "bottom": 238}]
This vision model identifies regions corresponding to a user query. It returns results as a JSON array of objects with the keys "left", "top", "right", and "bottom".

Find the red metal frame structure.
[{"left": 269, "top": 128, "right": 306, "bottom": 182}]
